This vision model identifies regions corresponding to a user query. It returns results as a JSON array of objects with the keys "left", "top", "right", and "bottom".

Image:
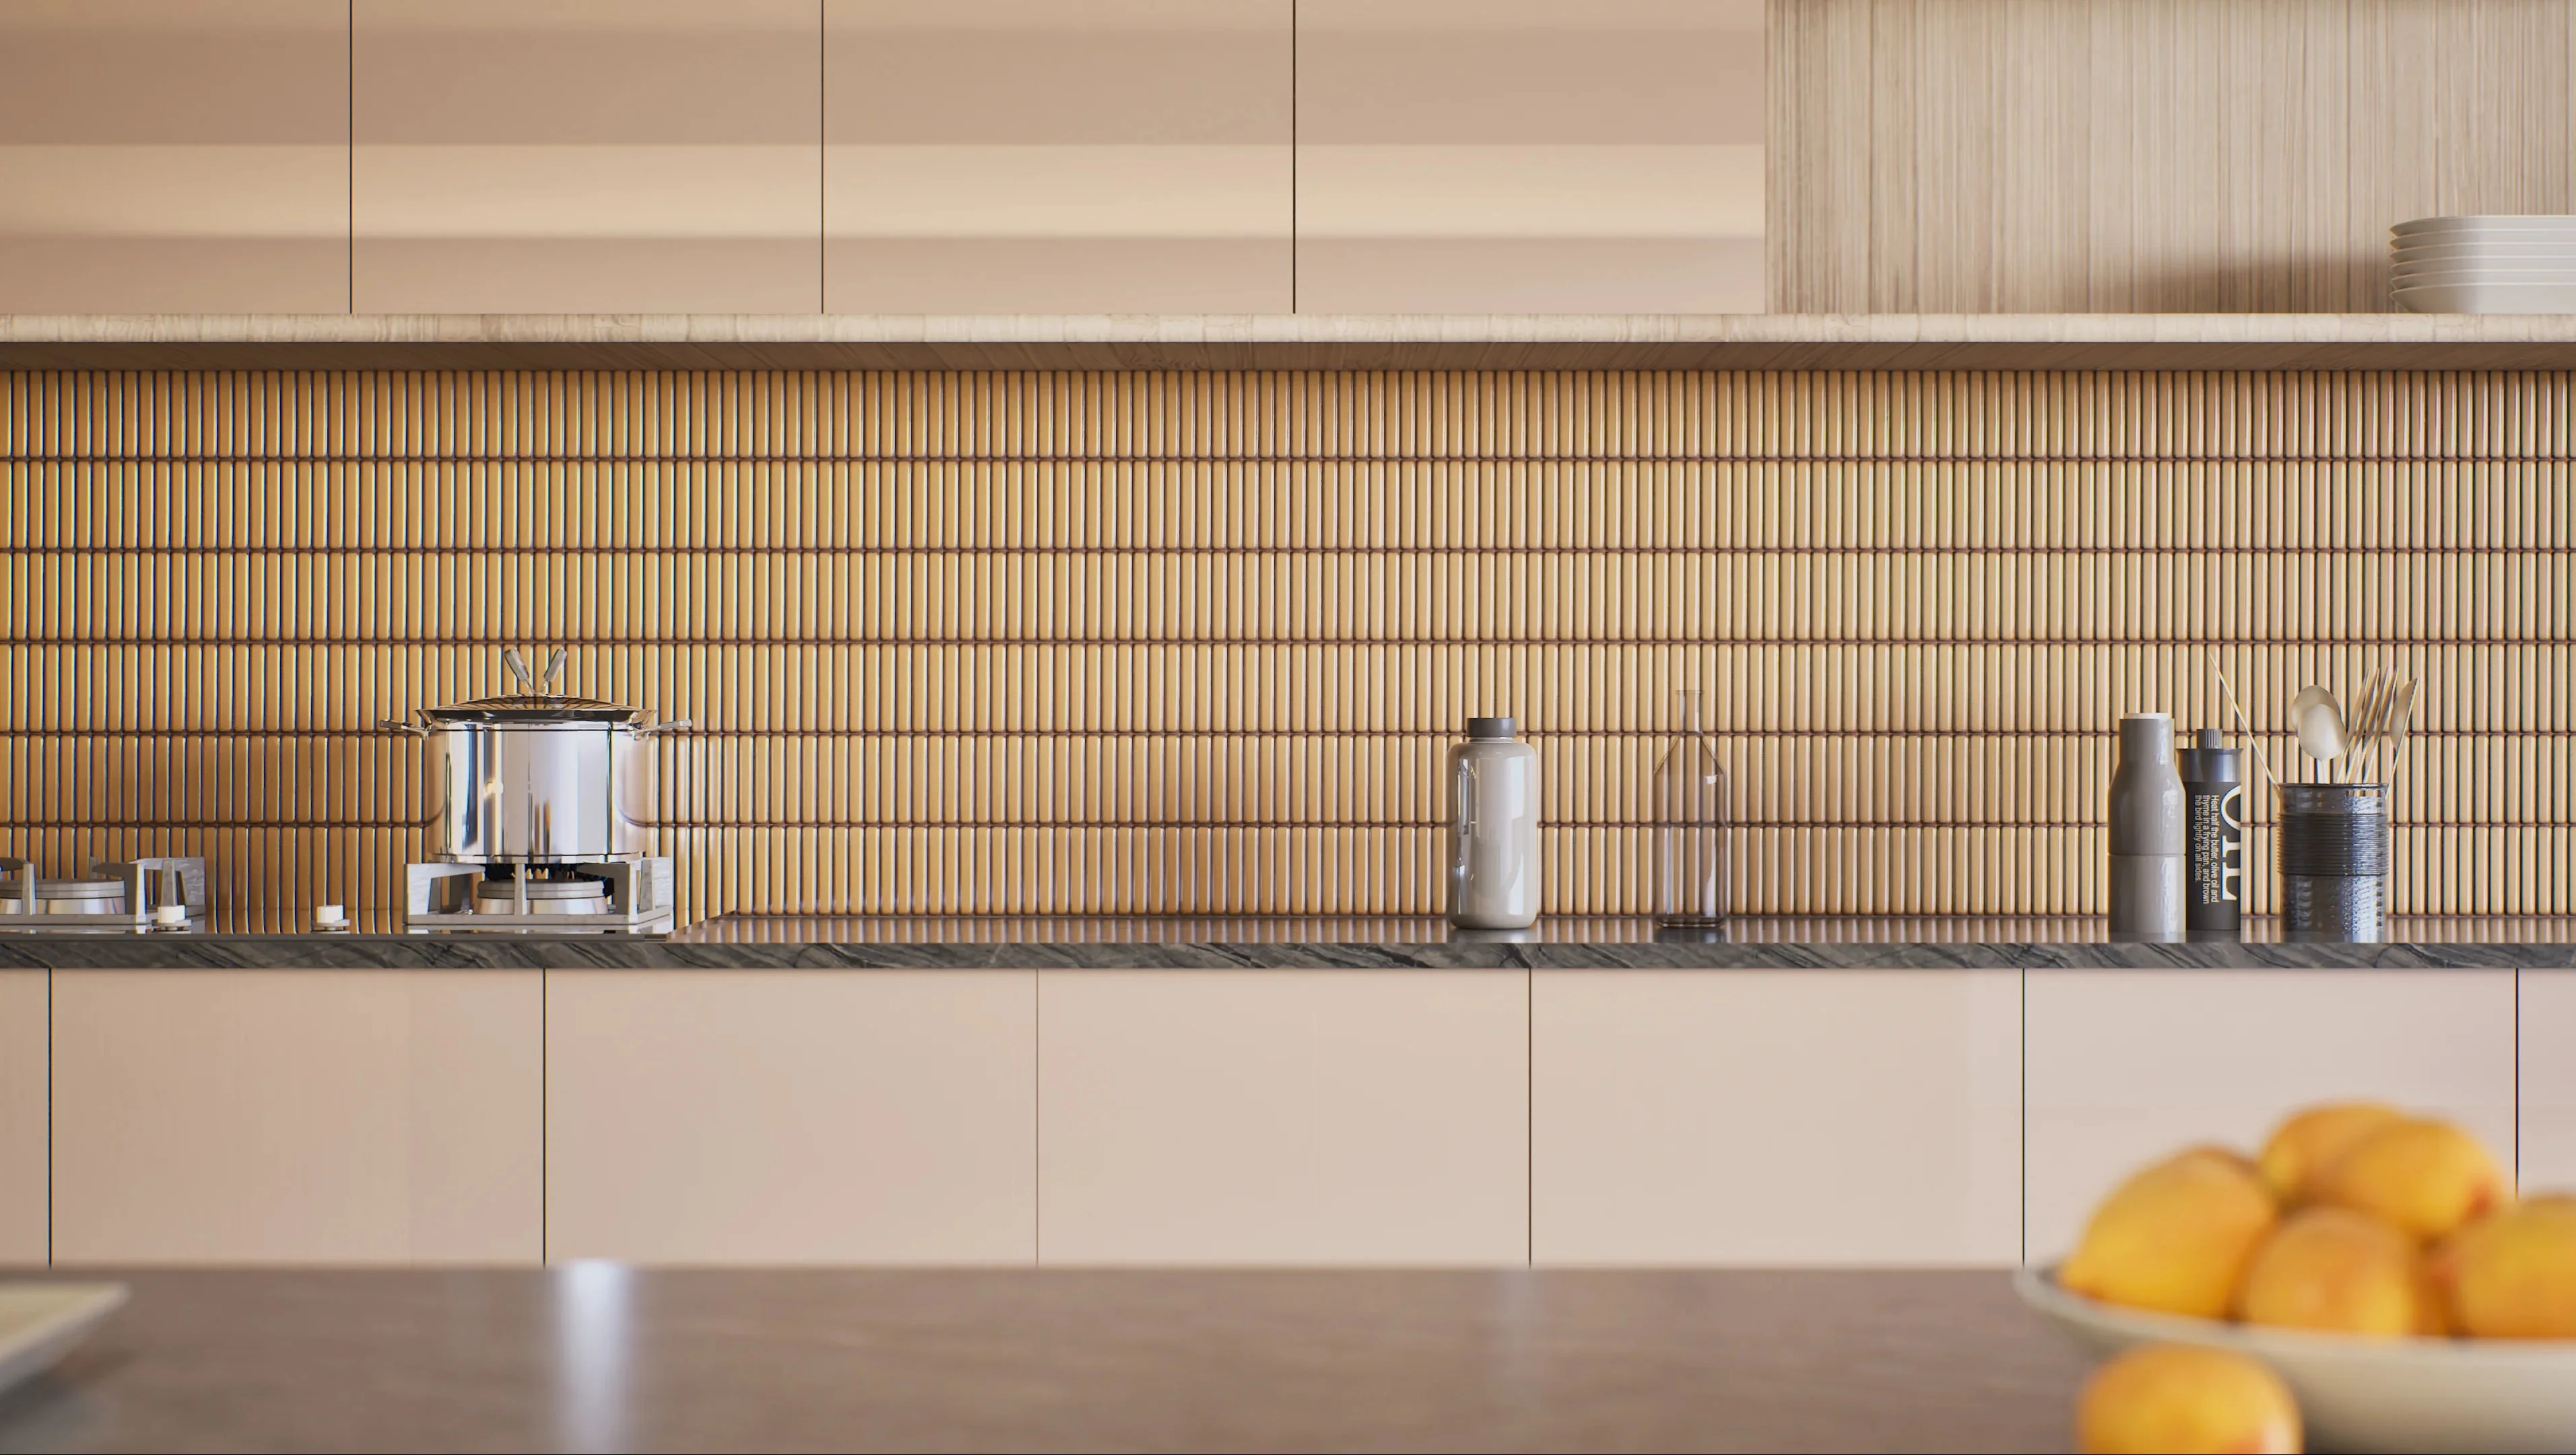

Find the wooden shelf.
[{"left": 5, "top": 312, "right": 2576, "bottom": 371}]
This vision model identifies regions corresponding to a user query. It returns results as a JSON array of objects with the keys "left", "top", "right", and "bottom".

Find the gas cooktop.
[
  {"left": 0, "top": 855, "right": 209, "bottom": 933},
  {"left": 399, "top": 858, "right": 675, "bottom": 936}
]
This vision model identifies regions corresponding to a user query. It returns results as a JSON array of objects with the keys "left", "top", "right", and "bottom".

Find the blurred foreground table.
[{"left": 0, "top": 1268, "right": 2088, "bottom": 1454}]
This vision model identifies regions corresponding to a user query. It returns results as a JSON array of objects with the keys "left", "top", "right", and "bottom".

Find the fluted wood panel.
[
  {"left": 1771, "top": 0, "right": 2576, "bottom": 313},
  {"left": 0, "top": 368, "right": 2568, "bottom": 924}
]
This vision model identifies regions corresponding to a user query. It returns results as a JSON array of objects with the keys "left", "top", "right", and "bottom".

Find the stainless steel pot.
[{"left": 385, "top": 649, "right": 688, "bottom": 865}]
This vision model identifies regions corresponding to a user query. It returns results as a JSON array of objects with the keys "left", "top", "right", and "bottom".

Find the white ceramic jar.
[{"left": 1446, "top": 717, "right": 1540, "bottom": 929}]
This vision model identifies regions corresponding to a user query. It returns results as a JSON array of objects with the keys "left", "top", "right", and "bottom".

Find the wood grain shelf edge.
[{"left": 3, "top": 313, "right": 2575, "bottom": 370}]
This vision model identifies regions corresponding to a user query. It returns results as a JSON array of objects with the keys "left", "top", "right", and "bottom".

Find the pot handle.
[
  {"left": 632, "top": 717, "right": 694, "bottom": 738},
  {"left": 378, "top": 716, "right": 442, "bottom": 825}
]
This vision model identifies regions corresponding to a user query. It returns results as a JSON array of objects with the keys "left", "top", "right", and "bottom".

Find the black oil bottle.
[{"left": 2178, "top": 727, "right": 2245, "bottom": 937}]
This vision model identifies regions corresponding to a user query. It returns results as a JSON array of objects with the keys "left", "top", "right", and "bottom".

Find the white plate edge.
[
  {"left": 2014, "top": 1264, "right": 2576, "bottom": 1369},
  {"left": 0, "top": 1283, "right": 129, "bottom": 1389}
]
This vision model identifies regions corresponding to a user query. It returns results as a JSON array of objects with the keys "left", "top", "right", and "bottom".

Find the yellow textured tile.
[{"left": 0, "top": 369, "right": 2566, "bottom": 919}]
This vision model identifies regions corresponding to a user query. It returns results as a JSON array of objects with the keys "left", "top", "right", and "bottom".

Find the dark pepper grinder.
[{"left": 2178, "top": 728, "right": 2245, "bottom": 938}]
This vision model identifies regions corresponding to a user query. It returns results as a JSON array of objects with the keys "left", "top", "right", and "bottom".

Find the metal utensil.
[
  {"left": 2342, "top": 670, "right": 2387, "bottom": 781},
  {"left": 2350, "top": 672, "right": 2414, "bottom": 784},
  {"left": 2377, "top": 680, "right": 2420, "bottom": 791},
  {"left": 2290, "top": 684, "right": 2347, "bottom": 781}
]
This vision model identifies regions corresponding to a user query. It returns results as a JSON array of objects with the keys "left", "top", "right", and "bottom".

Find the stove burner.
[
  {"left": 404, "top": 859, "right": 673, "bottom": 936},
  {"left": 7, "top": 878, "right": 127, "bottom": 914},
  {"left": 0, "top": 857, "right": 207, "bottom": 932},
  {"left": 473, "top": 876, "right": 611, "bottom": 913}
]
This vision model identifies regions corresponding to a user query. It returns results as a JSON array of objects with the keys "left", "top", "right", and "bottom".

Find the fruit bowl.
[{"left": 2017, "top": 1264, "right": 2576, "bottom": 1454}]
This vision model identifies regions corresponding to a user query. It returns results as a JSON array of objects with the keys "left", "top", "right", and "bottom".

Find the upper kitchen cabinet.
[
  {"left": 0, "top": 0, "right": 348, "bottom": 313},
  {"left": 353, "top": 0, "right": 821, "bottom": 313},
  {"left": 1294, "top": 0, "right": 1762, "bottom": 314},
  {"left": 826, "top": 1, "right": 1292, "bottom": 313}
]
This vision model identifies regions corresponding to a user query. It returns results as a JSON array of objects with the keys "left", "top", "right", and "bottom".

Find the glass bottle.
[{"left": 1653, "top": 688, "right": 1729, "bottom": 926}]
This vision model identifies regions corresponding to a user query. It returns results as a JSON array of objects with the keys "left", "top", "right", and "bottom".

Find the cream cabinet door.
[
  {"left": 0, "top": 969, "right": 44, "bottom": 1265},
  {"left": 1533, "top": 969, "right": 2021, "bottom": 1265},
  {"left": 2026, "top": 969, "right": 2519, "bottom": 1262},
  {"left": 0, "top": 0, "right": 350, "bottom": 312},
  {"left": 1294, "top": 0, "right": 1764, "bottom": 313},
  {"left": 545, "top": 970, "right": 1036, "bottom": 1264},
  {"left": 1037, "top": 969, "right": 1527, "bottom": 1264},
  {"left": 50, "top": 970, "right": 542, "bottom": 1264},
  {"left": 826, "top": 0, "right": 1292, "bottom": 313},
  {"left": 2522, "top": 969, "right": 2576, "bottom": 1190},
  {"left": 354, "top": 0, "right": 821, "bottom": 312}
]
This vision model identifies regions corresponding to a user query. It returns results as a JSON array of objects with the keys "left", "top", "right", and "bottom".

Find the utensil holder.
[{"left": 2278, "top": 783, "right": 2389, "bottom": 942}]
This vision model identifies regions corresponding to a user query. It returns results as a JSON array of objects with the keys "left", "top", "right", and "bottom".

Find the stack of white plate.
[{"left": 2392, "top": 216, "right": 2576, "bottom": 313}]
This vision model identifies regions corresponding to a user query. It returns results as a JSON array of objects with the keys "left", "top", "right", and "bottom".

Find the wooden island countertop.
[{"left": 0, "top": 1268, "right": 2088, "bottom": 1453}]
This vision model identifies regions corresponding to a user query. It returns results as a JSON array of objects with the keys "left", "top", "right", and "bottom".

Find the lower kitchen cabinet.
[
  {"left": 2025, "top": 969, "right": 2519, "bottom": 1262},
  {"left": 544, "top": 971, "right": 1036, "bottom": 1264},
  {"left": 1531, "top": 969, "right": 2021, "bottom": 1265},
  {"left": 0, "top": 969, "right": 44, "bottom": 1264},
  {"left": 1037, "top": 969, "right": 1527, "bottom": 1264},
  {"left": 2521, "top": 969, "right": 2576, "bottom": 1189},
  {"left": 49, "top": 970, "right": 543, "bottom": 1264}
]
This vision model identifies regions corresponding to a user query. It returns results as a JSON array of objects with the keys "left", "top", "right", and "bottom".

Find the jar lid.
[{"left": 1467, "top": 717, "right": 1519, "bottom": 741}]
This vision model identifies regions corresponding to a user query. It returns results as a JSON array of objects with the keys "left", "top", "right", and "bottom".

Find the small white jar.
[{"left": 1446, "top": 717, "right": 1540, "bottom": 930}]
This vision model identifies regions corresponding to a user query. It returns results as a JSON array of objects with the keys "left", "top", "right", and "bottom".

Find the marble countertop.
[
  {"left": 0, "top": 1267, "right": 2084, "bottom": 1453},
  {"left": 5, "top": 915, "right": 2574, "bottom": 969}
]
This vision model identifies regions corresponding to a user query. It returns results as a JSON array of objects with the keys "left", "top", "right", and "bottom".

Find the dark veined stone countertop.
[{"left": 5, "top": 914, "right": 2573, "bottom": 970}]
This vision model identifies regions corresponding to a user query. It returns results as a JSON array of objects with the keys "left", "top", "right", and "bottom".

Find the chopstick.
[{"left": 2215, "top": 667, "right": 2284, "bottom": 791}]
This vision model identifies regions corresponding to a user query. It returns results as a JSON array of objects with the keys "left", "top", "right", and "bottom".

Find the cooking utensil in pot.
[
  {"left": 2290, "top": 684, "right": 2346, "bottom": 781},
  {"left": 2340, "top": 670, "right": 2387, "bottom": 782},
  {"left": 2213, "top": 667, "right": 2284, "bottom": 791},
  {"left": 2365, "top": 676, "right": 2416, "bottom": 785},
  {"left": 2377, "top": 680, "right": 2420, "bottom": 791}
]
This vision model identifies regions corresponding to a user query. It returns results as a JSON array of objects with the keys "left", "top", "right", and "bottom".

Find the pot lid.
[
  {"left": 422, "top": 691, "right": 646, "bottom": 725},
  {"left": 412, "top": 649, "right": 653, "bottom": 725}
]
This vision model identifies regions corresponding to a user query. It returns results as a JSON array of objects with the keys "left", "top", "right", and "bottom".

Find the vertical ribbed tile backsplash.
[{"left": 0, "top": 368, "right": 2567, "bottom": 923}]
